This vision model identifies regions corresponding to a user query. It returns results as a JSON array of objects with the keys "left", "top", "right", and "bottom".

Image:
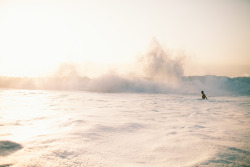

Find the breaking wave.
[
  {"left": 1, "top": 74, "right": 249, "bottom": 96},
  {"left": 0, "top": 40, "right": 249, "bottom": 96}
]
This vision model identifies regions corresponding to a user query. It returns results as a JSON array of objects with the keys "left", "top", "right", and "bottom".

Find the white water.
[{"left": 0, "top": 89, "right": 249, "bottom": 167}]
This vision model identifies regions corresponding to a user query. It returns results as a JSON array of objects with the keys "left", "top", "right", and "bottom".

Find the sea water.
[{"left": 0, "top": 89, "right": 249, "bottom": 167}]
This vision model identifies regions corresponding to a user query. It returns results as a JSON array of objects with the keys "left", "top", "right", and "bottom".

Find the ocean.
[{"left": 0, "top": 88, "right": 249, "bottom": 167}]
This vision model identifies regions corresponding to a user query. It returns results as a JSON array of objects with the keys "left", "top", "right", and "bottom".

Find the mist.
[
  {"left": 138, "top": 39, "right": 184, "bottom": 83},
  {"left": 0, "top": 40, "right": 249, "bottom": 96}
]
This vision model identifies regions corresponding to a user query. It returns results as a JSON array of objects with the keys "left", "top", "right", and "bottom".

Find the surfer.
[{"left": 201, "top": 91, "right": 207, "bottom": 99}]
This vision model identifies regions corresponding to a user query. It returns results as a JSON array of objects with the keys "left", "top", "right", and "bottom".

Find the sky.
[{"left": 0, "top": 0, "right": 249, "bottom": 77}]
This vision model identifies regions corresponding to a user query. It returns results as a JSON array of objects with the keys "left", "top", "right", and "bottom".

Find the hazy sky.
[{"left": 0, "top": 0, "right": 249, "bottom": 77}]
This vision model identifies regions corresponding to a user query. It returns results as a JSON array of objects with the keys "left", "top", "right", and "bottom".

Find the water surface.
[{"left": 0, "top": 89, "right": 249, "bottom": 166}]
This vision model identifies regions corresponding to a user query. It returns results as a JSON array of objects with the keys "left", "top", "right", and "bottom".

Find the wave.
[
  {"left": 1, "top": 40, "right": 249, "bottom": 96},
  {"left": 0, "top": 75, "right": 249, "bottom": 96}
]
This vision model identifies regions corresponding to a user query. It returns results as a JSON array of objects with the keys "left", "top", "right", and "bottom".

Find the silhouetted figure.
[{"left": 201, "top": 91, "right": 207, "bottom": 99}]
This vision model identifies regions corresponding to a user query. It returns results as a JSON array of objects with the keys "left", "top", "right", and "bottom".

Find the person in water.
[{"left": 201, "top": 91, "right": 207, "bottom": 99}]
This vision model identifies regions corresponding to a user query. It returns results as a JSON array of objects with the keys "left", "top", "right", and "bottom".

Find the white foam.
[{"left": 0, "top": 90, "right": 249, "bottom": 166}]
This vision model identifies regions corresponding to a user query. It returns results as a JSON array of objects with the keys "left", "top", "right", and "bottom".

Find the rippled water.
[{"left": 0, "top": 89, "right": 249, "bottom": 167}]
